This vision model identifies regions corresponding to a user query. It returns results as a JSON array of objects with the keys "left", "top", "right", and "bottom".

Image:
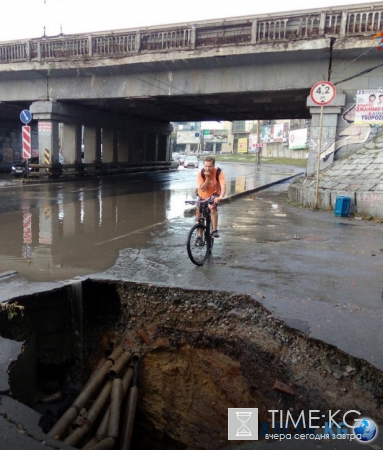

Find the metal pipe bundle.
[
  {"left": 46, "top": 342, "right": 141, "bottom": 449},
  {"left": 48, "top": 344, "right": 125, "bottom": 441}
]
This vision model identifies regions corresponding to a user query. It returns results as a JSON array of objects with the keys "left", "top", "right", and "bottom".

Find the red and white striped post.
[{"left": 22, "top": 125, "right": 31, "bottom": 159}]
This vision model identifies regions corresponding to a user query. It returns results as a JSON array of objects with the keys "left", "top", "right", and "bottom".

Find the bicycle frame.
[{"left": 185, "top": 197, "right": 215, "bottom": 266}]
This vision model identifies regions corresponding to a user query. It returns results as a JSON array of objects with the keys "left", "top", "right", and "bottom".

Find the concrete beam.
[{"left": 29, "top": 101, "right": 172, "bottom": 134}]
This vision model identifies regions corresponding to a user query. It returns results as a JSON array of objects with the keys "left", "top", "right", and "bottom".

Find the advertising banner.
[
  {"left": 354, "top": 89, "right": 383, "bottom": 124},
  {"left": 289, "top": 128, "right": 308, "bottom": 150},
  {"left": 248, "top": 134, "right": 258, "bottom": 152},
  {"left": 176, "top": 131, "right": 200, "bottom": 144},
  {"left": 261, "top": 123, "right": 288, "bottom": 143},
  {"left": 203, "top": 129, "right": 228, "bottom": 143},
  {"left": 238, "top": 137, "right": 248, "bottom": 153}
]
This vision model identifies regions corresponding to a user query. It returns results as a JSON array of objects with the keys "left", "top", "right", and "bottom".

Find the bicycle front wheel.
[
  {"left": 187, "top": 223, "right": 209, "bottom": 266},
  {"left": 206, "top": 219, "right": 214, "bottom": 254}
]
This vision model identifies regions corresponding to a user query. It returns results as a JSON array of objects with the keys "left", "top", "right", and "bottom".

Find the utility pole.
[{"left": 256, "top": 120, "right": 261, "bottom": 164}]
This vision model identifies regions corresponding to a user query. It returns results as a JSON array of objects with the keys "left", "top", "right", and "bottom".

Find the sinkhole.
[{"left": 0, "top": 279, "right": 382, "bottom": 449}]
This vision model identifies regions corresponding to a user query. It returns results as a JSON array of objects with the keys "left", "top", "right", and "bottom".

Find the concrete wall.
[{"left": 262, "top": 142, "right": 307, "bottom": 159}]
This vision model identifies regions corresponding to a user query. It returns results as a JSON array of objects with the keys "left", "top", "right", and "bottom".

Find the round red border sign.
[{"left": 310, "top": 81, "right": 336, "bottom": 106}]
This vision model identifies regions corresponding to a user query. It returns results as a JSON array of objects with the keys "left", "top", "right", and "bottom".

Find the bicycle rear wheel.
[{"left": 187, "top": 223, "right": 209, "bottom": 266}]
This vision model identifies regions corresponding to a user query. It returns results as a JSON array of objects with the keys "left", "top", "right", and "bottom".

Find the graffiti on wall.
[{"left": 319, "top": 103, "right": 379, "bottom": 161}]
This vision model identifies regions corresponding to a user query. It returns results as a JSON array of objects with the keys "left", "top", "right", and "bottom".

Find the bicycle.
[{"left": 185, "top": 196, "right": 215, "bottom": 266}]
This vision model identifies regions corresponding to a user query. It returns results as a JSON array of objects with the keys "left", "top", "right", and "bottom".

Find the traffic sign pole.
[
  {"left": 310, "top": 81, "right": 336, "bottom": 209},
  {"left": 315, "top": 106, "right": 324, "bottom": 209}
]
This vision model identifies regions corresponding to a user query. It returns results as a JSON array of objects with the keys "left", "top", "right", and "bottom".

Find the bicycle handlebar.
[{"left": 185, "top": 196, "right": 215, "bottom": 206}]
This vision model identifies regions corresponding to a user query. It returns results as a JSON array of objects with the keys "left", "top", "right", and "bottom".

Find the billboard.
[
  {"left": 238, "top": 137, "right": 248, "bottom": 153},
  {"left": 289, "top": 128, "right": 308, "bottom": 150},
  {"left": 261, "top": 123, "right": 288, "bottom": 143},
  {"left": 203, "top": 129, "right": 228, "bottom": 143},
  {"left": 248, "top": 134, "right": 258, "bottom": 152},
  {"left": 354, "top": 89, "right": 383, "bottom": 124},
  {"left": 177, "top": 131, "right": 200, "bottom": 144}
]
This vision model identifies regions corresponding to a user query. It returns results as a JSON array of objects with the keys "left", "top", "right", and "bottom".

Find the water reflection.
[
  {"left": 0, "top": 164, "right": 302, "bottom": 282},
  {"left": 0, "top": 188, "right": 171, "bottom": 282}
]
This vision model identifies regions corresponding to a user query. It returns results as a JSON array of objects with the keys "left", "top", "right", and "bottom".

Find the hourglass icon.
[{"left": 235, "top": 411, "right": 252, "bottom": 437}]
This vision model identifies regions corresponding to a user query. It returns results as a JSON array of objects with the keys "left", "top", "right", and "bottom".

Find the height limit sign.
[{"left": 310, "top": 81, "right": 336, "bottom": 106}]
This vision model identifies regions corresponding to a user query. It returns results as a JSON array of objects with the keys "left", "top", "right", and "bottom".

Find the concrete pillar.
[
  {"left": 61, "top": 123, "right": 82, "bottom": 164},
  {"left": 83, "top": 125, "right": 101, "bottom": 163},
  {"left": 119, "top": 130, "right": 129, "bottom": 162},
  {"left": 166, "top": 135, "right": 171, "bottom": 160},
  {"left": 306, "top": 93, "right": 346, "bottom": 176},
  {"left": 102, "top": 128, "right": 115, "bottom": 163},
  {"left": 30, "top": 100, "right": 172, "bottom": 170},
  {"left": 37, "top": 120, "right": 60, "bottom": 165},
  {"left": 251, "top": 19, "right": 258, "bottom": 43}
]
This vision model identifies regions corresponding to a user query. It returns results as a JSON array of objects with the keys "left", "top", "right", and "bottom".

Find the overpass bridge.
[{"left": 0, "top": 2, "right": 382, "bottom": 176}]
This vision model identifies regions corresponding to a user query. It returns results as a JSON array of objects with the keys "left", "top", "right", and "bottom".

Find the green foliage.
[
  {"left": 7, "top": 310, "right": 17, "bottom": 320},
  {"left": 0, "top": 303, "right": 23, "bottom": 321}
]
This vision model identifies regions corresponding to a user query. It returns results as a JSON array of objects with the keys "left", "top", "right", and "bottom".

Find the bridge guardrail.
[
  {"left": 24, "top": 161, "right": 177, "bottom": 180},
  {"left": 0, "top": 6, "right": 382, "bottom": 63}
]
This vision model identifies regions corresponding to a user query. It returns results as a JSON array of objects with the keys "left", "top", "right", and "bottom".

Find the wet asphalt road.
[{"left": 0, "top": 163, "right": 383, "bottom": 373}]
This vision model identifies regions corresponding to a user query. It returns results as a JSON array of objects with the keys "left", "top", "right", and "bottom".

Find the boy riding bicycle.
[{"left": 196, "top": 156, "right": 226, "bottom": 240}]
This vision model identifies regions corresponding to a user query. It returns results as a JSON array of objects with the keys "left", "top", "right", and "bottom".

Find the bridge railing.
[
  {"left": 1, "top": 5, "right": 382, "bottom": 64},
  {"left": 25, "top": 161, "right": 177, "bottom": 180}
]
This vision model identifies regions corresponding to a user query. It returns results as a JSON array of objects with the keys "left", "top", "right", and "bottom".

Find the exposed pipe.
[
  {"left": 63, "top": 380, "right": 113, "bottom": 447},
  {"left": 119, "top": 387, "right": 138, "bottom": 450},
  {"left": 108, "top": 351, "right": 132, "bottom": 379},
  {"left": 86, "top": 380, "right": 123, "bottom": 449},
  {"left": 131, "top": 353, "right": 141, "bottom": 364},
  {"left": 119, "top": 362, "right": 139, "bottom": 450},
  {"left": 48, "top": 344, "right": 125, "bottom": 440},
  {"left": 64, "top": 351, "right": 132, "bottom": 446},
  {"left": 121, "top": 365, "right": 134, "bottom": 393},
  {"left": 81, "top": 366, "right": 134, "bottom": 450},
  {"left": 87, "top": 436, "right": 116, "bottom": 450},
  {"left": 82, "top": 410, "right": 109, "bottom": 449},
  {"left": 108, "top": 378, "right": 123, "bottom": 440}
]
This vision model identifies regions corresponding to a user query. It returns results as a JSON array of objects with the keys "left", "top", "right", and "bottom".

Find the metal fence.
[{"left": 0, "top": 5, "right": 382, "bottom": 64}]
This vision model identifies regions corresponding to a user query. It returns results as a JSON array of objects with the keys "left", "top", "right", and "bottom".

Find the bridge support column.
[
  {"left": 30, "top": 100, "right": 172, "bottom": 172},
  {"left": 119, "top": 130, "right": 129, "bottom": 162},
  {"left": 37, "top": 120, "right": 60, "bottom": 166},
  {"left": 102, "top": 128, "right": 117, "bottom": 163},
  {"left": 83, "top": 126, "right": 101, "bottom": 163},
  {"left": 61, "top": 123, "right": 82, "bottom": 164},
  {"left": 306, "top": 92, "right": 346, "bottom": 175}
]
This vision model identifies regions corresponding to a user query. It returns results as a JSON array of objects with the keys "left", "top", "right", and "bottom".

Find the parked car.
[
  {"left": 183, "top": 155, "right": 199, "bottom": 168},
  {"left": 178, "top": 154, "right": 186, "bottom": 166},
  {"left": 171, "top": 154, "right": 180, "bottom": 168},
  {"left": 11, "top": 157, "right": 39, "bottom": 177}
]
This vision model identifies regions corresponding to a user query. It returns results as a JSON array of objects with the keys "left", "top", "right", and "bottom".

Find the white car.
[{"left": 183, "top": 156, "right": 199, "bottom": 168}]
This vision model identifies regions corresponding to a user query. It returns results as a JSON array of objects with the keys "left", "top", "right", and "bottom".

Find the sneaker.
[
  {"left": 211, "top": 230, "right": 220, "bottom": 238},
  {"left": 195, "top": 236, "right": 204, "bottom": 246}
]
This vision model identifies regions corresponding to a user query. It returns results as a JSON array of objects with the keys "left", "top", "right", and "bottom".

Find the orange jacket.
[{"left": 197, "top": 167, "right": 226, "bottom": 198}]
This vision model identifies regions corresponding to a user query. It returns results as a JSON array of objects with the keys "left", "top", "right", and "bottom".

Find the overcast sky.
[{"left": 0, "top": 0, "right": 376, "bottom": 42}]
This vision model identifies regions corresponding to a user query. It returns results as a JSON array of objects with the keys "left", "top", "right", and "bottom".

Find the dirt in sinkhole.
[{"left": 0, "top": 279, "right": 382, "bottom": 450}]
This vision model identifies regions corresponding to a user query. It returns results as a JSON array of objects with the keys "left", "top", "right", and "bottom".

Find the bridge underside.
[{"left": 0, "top": 89, "right": 311, "bottom": 124}]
